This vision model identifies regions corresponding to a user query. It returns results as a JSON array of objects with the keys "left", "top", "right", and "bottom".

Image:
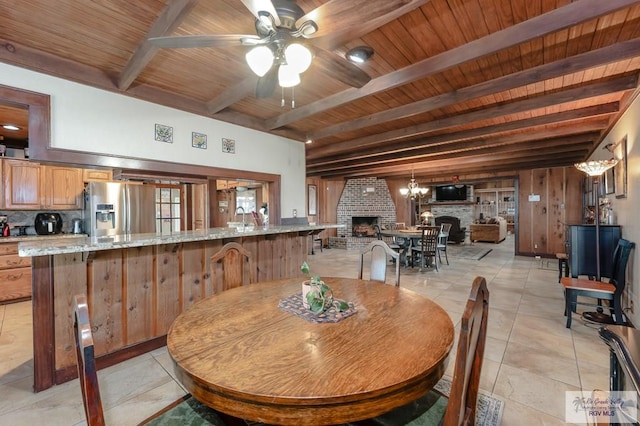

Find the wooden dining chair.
[
  {"left": 73, "top": 294, "right": 238, "bottom": 426},
  {"left": 561, "top": 238, "right": 634, "bottom": 328},
  {"left": 410, "top": 226, "right": 441, "bottom": 271},
  {"left": 355, "top": 276, "right": 489, "bottom": 426},
  {"left": 437, "top": 223, "right": 452, "bottom": 265},
  {"left": 210, "top": 241, "right": 257, "bottom": 292},
  {"left": 358, "top": 240, "right": 400, "bottom": 286}
]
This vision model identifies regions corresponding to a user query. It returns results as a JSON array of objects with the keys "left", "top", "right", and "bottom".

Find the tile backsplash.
[{"left": 1, "top": 210, "right": 82, "bottom": 235}]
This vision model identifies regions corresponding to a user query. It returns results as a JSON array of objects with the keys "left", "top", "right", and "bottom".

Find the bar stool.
[{"left": 556, "top": 252, "right": 569, "bottom": 283}]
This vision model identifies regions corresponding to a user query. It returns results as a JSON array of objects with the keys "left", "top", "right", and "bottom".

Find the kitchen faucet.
[{"left": 236, "top": 206, "right": 246, "bottom": 227}]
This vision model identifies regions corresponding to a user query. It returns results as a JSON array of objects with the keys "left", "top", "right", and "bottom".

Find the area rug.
[
  {"left": 434, "top": 377, "right": 504, "bottom": 426},
  {"left": 447, "top": 245, "right": 493, "bottom": 260}
]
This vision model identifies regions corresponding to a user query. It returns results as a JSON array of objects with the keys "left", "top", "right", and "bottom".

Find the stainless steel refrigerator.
[{"left": 84, "top": 181, "right": 156, "bottom": 237}]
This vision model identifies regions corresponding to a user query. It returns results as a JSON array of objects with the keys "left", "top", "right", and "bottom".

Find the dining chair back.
[
  {"left": 410, "top": 226, "right": 441, "bottom": 271},
  {"left": 373, "top": 224, "right": 382, "bottom": 240},
  {"left": 437, "top": 223, "right": 452, "bottom": 265},
  {"left": 442, "top": 276, "right": 490, "bottom": 425},
  {"left": 355, "top": 276, "right": 489, "bottom": 426},
  {"left": 74, "top": 294, "right": 105, "bottom": 426},
  {"left": 358, "top": 240, "right": 400, "bottom": 286},
  {"left": 561, "top": 238, "right": 635, "bottom": 328},
  {"left": 211, "top": 242, "right": 256, "bottom": 293},
  {"left": 73, "top": 294, "right": 234, "bottom": 425}
]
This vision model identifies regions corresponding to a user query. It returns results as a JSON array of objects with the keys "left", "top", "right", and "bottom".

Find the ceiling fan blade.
[
  {"left": 255, "top": 65, "right": 279, "bottom": 98},
  {"left": 240, "top": 0, "right": 281, "bottom": 27},
  {"left": 147, "top": 34, "right": 260, "bottom": 49},
  {"left": 297, "top": 0, "right": 428, "bottom": 46},
  {"left": 314, "top": 49, "right": 371, "bottom": 89}
]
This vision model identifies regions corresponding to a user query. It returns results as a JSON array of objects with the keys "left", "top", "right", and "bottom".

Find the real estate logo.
[{"left": 565, "top": 391, "right": 637, "bottom": 424}]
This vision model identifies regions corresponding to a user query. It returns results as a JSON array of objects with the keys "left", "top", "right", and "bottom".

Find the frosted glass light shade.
[
  {"left": 284, "top": 43, "right": 312, "bottom": 73},
  {"left": 574, "top": 159, "right": 618, "bottom": 176},
  {"left": 246, "top": 46, "right": 274, "bottom": 77},
  {"left": 278, "top": 64, "right": 300, "bottom": 87}
]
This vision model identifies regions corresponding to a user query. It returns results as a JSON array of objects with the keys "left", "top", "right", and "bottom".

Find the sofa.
[
  {"left": 470, "top": 217, "right": 507, "bottom": 243},
  {"left": 434, "top": 216, "right": 466, "bottom": 243}
]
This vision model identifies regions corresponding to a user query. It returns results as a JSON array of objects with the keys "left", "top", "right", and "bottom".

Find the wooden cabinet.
[
  {"left": 0, "top": 242, "right": 32, "bottom": 303},
  {"left": 83, "top": 168, "right": 112, "bottom": 182},
  {"left": 42, "top": 165, "right": 83, "bottom": 209},
  {"left": 2, "top": 159, "right": 42, "bottom": 209},
  {"left": 1, "top": 159, "right": 84, "bottom": 210}
]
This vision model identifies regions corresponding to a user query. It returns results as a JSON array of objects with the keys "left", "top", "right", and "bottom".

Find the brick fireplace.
[{"left": 330, "top": 177, "right": 396, "bottom": 249}]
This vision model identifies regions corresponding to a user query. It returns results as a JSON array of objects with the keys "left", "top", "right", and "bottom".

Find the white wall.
[
  {"left": 0, "top": 62, "right": 306, "bottom": 217},
  {"left": 595, "top": 95, "right": 640, "bottom": 325}
]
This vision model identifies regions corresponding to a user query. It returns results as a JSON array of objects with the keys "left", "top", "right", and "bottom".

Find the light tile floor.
[{"left": 0, "top": 236, "right": 611, "bottom": 425}]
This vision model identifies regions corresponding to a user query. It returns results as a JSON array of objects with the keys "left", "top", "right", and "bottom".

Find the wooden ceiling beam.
[
  {"left": 307, "top": 103, "right": 618, "bottom": 165},
  {"left": 308, "top": 133, "right": 599, "bottom": 175},
  {"left": 117, "top": 0, "right": 201, "bottom": 90},
  {"left": 319, "top": 151, "right": 587, "bottom": 179},
  {"left": 307, "top": 74, "right": 637, "bottom": 158},
  {"left": 207, "top": 77, "right": 257, "bottom": 114},
  {"left": 308, "top": 38, "right": 640, "bottom": 141},
  {"left": 266, "top": 0, "right": 640, "bottom": 130}
]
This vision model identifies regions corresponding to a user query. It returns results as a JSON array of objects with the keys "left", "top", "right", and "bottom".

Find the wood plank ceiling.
[{"left": 1, "top": 0, "right": 640, "bottom": 183}]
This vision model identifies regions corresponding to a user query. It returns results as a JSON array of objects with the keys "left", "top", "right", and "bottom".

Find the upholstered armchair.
[{"left": 434, "top": 216, "right": 466, "bottom": 243}]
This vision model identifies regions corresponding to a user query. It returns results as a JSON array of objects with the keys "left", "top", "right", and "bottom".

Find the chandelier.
[{"left": 399, "top": 169, "right": 429, "bottom": 200}]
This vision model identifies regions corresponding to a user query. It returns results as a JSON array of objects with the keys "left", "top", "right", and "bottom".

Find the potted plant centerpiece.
[{"left": 300, "top": 261, "right": 349, "bottom": 314}]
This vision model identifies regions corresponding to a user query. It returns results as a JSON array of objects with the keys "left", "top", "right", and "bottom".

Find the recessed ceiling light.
[
  {"left": 2, "top": 124, "right": 20, "bottom": 131},
  {"left": 305, "top": 139, "right": 313, "bottom": 144},
  {"left": 345, "top": 46, "right": 374, "bottom": 64}
]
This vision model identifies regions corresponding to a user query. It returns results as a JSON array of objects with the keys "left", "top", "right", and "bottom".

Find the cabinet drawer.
[
  {"left": 0, "top": 243, "right": 18, "bottom": 256},
  {"left": 0, "top": 267, "right": 32, "bottom": 302},
  {"left": 0, "top": 254, "right": 32, "bottom": 269}
]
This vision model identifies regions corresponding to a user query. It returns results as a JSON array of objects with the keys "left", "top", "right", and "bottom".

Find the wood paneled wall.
[
  {"left": 307, "top": 177, "right": 345, "bottom": 244},
  {"left": 518, "top": 166, "right": 583, "bottom": 256}
]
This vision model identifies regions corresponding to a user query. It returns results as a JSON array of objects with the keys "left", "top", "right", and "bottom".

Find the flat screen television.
[{"left": 435, "top": 185, "right": 468, "bottom": 201}]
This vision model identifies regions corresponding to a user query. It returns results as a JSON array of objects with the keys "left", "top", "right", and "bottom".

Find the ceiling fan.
[{"left": 147, "top": 0, "right": 377, "bottom": 98}]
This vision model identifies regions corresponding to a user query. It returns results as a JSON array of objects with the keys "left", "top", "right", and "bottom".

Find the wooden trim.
[{"left": 32, "top": 255, "right": 55, "bottom": 392}]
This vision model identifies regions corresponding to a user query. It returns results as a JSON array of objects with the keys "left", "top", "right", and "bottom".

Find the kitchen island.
[{"left": 19, "top": 224, "right": 340, "bottom": 391}]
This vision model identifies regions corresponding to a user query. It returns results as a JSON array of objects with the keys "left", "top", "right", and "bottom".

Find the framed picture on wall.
[
  {"left": 614, "top": 135, "right": 627, "bottom": 198},
  {"left": 605, "top": 167, "right": 614, "bottom": 194},
  {"left": 308, "top": 184, "right": 317, "bottom": 216}
]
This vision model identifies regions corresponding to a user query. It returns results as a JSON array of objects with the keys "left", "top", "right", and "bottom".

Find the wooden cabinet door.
[
  {"left": 83, "top": 168, "right": 112, "bottom": 182},
  {"left": 2, "top": 159, "right": 41, "bottom": 209},
  {"left": 43, "top": 165, "right": 83, "bottom": 209}
]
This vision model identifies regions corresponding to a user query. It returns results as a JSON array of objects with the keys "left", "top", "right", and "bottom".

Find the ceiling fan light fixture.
[
  {"left": 284, "top": 43, "right": 312, "bottom": 73},
  {"left": 278, "top": 64, "right": 300, "bottom": 87},
  {"left": 246, "top": 46, "right": 274, "bottom": 77},
  {"left": 346, "top": 46, "right": 374, "bottom": 64}
]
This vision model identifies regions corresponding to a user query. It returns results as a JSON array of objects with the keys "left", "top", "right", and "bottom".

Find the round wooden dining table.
[{"left": 166, "top": 277, "right": 454, "bottom": 425}]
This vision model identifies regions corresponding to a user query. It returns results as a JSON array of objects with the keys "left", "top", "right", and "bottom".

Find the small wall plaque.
[
  {"left": 155, "top": 123, "right": 173, "bottom": 143},
  {"left": 222, "top": 138, "right": 235, "bottom": 154},
  {"left": 192, "top": 132, "right": 207, "bottom": 149}
]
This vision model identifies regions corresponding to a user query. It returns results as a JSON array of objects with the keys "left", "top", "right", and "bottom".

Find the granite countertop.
[
  {"left": 18, "top": 224, "right": 342, "bottom": 257},
  {"left": 1, "top": 233, "right": 86, "bottom": 243}
]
